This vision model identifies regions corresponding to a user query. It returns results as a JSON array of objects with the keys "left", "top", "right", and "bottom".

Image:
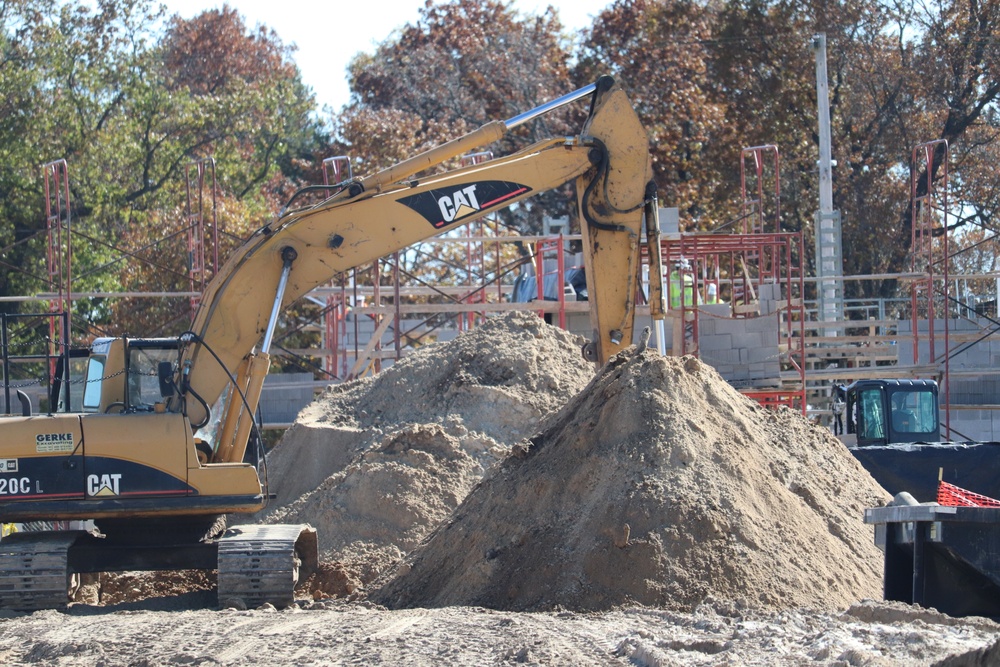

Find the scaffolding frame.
[
  {"left": 321, "top": 156, "right": 354, "bottom": 378},
  {"left": 660, "top": 232, "right": 807, "bottom": 412},
  {"left": 30, "top": 142, "right": 982, "bottom": 425}
]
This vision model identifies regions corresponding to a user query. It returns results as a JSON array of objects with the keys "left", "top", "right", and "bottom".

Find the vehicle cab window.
[
  {"left": 81, "top": 355, "right": 106, "bottom": 413},
  {"left": 127, "top": 343, "right": 177, "bottom": 411},
  {"left": 857, "top": 388, "right": 885, "bottom": 442}
]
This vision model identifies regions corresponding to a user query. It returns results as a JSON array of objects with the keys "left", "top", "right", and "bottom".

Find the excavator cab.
[
  {"left": 845, "top": 379, "right": 940, "bottom": 447},
  {"left": 74, "top": 338, "right": 179, "bottom": 414}
]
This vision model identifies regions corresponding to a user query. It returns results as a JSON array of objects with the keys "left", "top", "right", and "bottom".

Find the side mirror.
[
  {"left": 158, "top": 361, "right": 176, "bottom": 398},
  {"left": 16, "top": 390, "right": 31, "bottom": 417}
]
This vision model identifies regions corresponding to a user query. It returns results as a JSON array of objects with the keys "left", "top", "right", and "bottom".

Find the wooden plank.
[{"left": 348, "top": 316, "right": 395, "bottom": 379}]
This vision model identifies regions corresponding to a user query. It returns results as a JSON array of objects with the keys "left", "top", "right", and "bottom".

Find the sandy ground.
[
  {"left": 2, "top": 314, "right": 999, "bottom": 665},
  {"left": 0, "top": 597, "right": 998, "bottom": 666}
]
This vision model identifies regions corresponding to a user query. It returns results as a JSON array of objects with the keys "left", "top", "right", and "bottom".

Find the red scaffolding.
[{"left": 658, "top": 232, "right": 807, "bottom": 411}]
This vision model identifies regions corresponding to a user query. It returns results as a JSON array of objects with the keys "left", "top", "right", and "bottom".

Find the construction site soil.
[{"left": 0, "top": 313, "right": 998, "bottom": 665}]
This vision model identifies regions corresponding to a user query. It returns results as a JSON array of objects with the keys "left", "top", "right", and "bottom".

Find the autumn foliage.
[{"left": 3, "top": 0, "right": 1000, "bottom": 339}]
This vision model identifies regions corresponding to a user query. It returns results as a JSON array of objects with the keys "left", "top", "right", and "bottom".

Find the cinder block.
[
  {"left": 733, "top": 332, "right": 765, "bottom": 349},
  {"left": 747, "top": 346, "right": 779, "bottom": 364},
  {"left": 711, "top": 317, "right": 747, "bottom": 336},
  {"left": 698, "top": 333, "right": 733, "bottom": 352},
  {"left": 701, "top": 304, "right": 731, "bottom": 318},
  {"left": 746, "top": 315, "right": 780, "bottom": 335}
]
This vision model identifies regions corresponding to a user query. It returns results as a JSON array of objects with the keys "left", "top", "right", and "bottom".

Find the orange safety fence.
[{"left": 937, "top": 480, "right": 1000, "bottom": 508}]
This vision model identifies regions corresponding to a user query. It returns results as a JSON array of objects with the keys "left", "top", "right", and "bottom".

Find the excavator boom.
[{"left": 178, "top": 77, "right": 655, "bottom": 430}]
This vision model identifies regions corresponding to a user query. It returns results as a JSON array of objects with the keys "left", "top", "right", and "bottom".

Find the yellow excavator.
[{"left": 0, "top": 76, "right": 660, "bottom": 610}]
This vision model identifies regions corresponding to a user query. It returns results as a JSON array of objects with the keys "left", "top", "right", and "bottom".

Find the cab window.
[
  {"left": 890, "top": 389, "right": 937, "bottom": 439},
  {"left": 127, "top": 346, "right": 175, "bottom": 410},
  {"left": 857, "top": 388, "right": 885, "bottom": 441},
  {"left": 81, "top": 355, "right": 106, "bottom": 412}
]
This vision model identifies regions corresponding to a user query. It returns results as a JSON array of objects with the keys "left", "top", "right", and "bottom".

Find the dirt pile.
[
  {"left": 372, "top": 342, "right": 891, "bottom": 613},
  {"left": 258, "top": 312, "right": 593, "bottom": 579}
]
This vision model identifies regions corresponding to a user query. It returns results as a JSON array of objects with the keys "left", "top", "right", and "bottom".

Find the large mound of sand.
[
  {"left": 298, "top": 311, "right": 591, "bottom": 435},
  {"left": 372, "top": 342, "right": 890, "bottom": 613},
  {"left": 257, "top": 312, "right": 593, "bottom": 576}
]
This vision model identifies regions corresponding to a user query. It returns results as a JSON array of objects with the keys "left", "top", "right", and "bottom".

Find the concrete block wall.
[
  {"left": 700, "top": 302, "right": 781, "bottom": 388},
  {"left": 626, "top": 305, "right": 782, "bottom": 389},
  {"left": 342, "top": 314, "right": 463, "bottom": 348},
  {"left": 943, "top": 409, "right": 999, "bottom": 442},
  {"left": 898, "top": 318, "right": 1000, "bottom": 371},
  {"left": 949, "top": 378, "right": 1000, "bottom": 405},
  {"left": 259, "top": 372, "right": 316, "bottom": 425},
  {"left": 898, "top": 318, "right": 1000, "bottom": 441},
  {"left": 341, "top": 314, "right": 379, "bottom": 347},
  {"left": 898, "top": 318, "right": 1000, "bottom": 405}
]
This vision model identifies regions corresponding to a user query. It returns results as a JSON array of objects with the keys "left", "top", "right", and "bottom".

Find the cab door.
[{"left": 855, "top": 387, "right": 888, "bottom": 446}]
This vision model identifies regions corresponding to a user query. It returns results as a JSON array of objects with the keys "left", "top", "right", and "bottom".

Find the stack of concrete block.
[
  {"left": 757, "top": 282, "right": 783, "bottom": 315},
  {"left": 698, "top": 308, "right": 781, "bottom": 389}
]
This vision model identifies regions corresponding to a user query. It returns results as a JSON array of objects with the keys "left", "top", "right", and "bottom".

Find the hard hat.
[
  {"left": 707, "top": 282, "right": 717, "bottom": 294},
  {"left": 674, "top": 257, "right": 690, "bottom": 270}
]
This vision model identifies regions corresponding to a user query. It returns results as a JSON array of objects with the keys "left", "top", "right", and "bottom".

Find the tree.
[
  {"left": 341, "top": 0, "right": 576, "bottom": 235},
  {"left": 0, "top": 1, "right": 324, "bottom": 341},
  {"left": 578, "top": 0, "right": 728, "bottom": 226},
  {"left": 105, "top": 3, "right": 324, "bottom": 335},
  {"left": 809, "top": 0, "right": 1000, "bottom": 309}
]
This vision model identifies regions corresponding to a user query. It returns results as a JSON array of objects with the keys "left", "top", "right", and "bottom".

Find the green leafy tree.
[{"left": 0, "top": 1, "right": 324, "bottom": 343}]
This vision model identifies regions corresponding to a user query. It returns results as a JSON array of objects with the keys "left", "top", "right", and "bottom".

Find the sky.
[{"left": 159, "top": 0, "right": 614, "bottom": 112}]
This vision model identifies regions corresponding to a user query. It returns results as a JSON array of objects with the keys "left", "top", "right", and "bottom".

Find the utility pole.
[{"left": 812, "top": 33, "right": 844, "bottom": 336}]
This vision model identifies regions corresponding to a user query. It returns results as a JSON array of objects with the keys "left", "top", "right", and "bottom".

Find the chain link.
[
  {"left": 1, "top": 333, "right": 90, "bottom": 353},
  {"left": 2, "top": 367, "right": 131, "bottom": 391},
  {"left": 1, "top": 379, "right": 47, "bottom": 390}
]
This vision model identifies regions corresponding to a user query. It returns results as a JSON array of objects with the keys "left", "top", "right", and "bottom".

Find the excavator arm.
[{"left": 174, "top": 77, "right": 658, "bottom": 442}]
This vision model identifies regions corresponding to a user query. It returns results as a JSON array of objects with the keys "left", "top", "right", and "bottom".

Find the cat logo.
[
  {"left": 438, "top": 185, "right": 481, "bottom": 224},
  {"left": 397, "top": 180, "right": 532, "bottom": 229},
  {"left": 87, "top": 473, "right": 122, "bottom": 497}
]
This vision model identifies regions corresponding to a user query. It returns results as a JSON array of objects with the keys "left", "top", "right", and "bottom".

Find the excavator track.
[
  {"left": 216, "top": 524, "right": 317, "bottom": 608},
  {"left": 0, "top": 531, "right": 85, "bottom": 611}
]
